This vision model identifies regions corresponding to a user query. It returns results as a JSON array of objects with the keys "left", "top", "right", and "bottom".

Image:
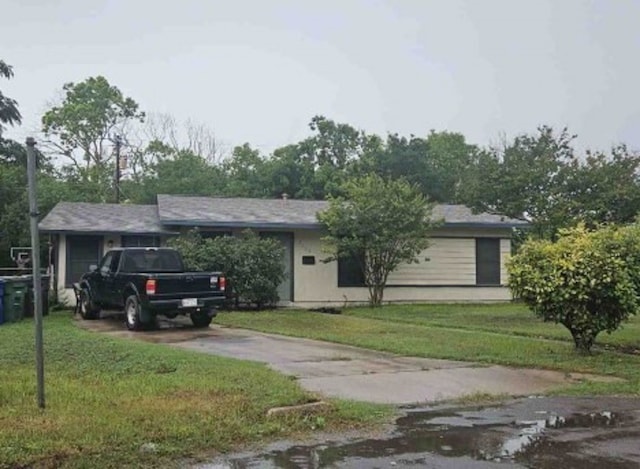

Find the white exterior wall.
[
  {"left": 292, "top": 229, "right": 514, "bottom": 307},
  {"left": 500, "top": 238, "right": 510, "bottom": 284},
  {"left": 55, "top": 228, "right": 514, "bottom": 307},
  {"left": 387, "top": 238, "right": 476, "bottom": 286},
  {"left": 56, "top": 234, "right": 73, "bottom": 304}
]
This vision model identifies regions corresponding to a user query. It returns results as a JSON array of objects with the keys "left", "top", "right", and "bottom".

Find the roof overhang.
[
  {"left": 160, "top": 220, "right": 321, "bottom": 230},
  {"left": 161, "top": 220, "right": 528, "bottom": 231},
  {"left": 39, "top": 229, "right": 178, "bottom": 236},
  {"left": 440, "top": 222, "right": 529, "bottom": 229}
]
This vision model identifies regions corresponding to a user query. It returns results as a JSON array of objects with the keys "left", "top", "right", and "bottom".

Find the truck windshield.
[{"left": 121, "top": 250, "right": 183, "bottom": 273}]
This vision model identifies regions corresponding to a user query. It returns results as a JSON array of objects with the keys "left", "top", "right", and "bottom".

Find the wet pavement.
[
  {"left": 78, "top": 315, "right": 621, "bottom": 405},
  {"left": 198, "top": 397, "right": 640, "bottom": 468}
]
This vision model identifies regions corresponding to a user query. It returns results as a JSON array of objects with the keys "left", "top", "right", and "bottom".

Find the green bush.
[
  {"left": 508, "top": 224, "right": 640, "bottom": 352},
  {"left": 168, "top": 229, "right": 285, "bottom": 309}
]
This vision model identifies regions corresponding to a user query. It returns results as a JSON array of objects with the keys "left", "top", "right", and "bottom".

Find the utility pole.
[
  {"left": 114, "top": 135, "right": 122, "bottom": 204},
  {"left": 26, "top": 137, "right": 45, "bottom": 410}
]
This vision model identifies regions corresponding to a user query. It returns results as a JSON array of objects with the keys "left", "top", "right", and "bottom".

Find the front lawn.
[
  {"left": 0, "top": 314, "right": 386, "bottom": 469},
  {"left": 217, "top": 304, "right": 640, "bottom": 397},
  {"left": 348, "top": 303, "right": 640, "bottom": 350}
]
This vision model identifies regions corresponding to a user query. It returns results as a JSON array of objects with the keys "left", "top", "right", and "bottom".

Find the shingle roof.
[
  {"left": 157, "top": 195, "right": 328, "bottom": 229},
  {"left": 430, "top": 204, "right": 526, "bottom": 227},
  {"left": 39, "top": 196, "right": 527, "bottom": 233},
  {"left": 157, "top": 194, "right": 527, "bottom": 229},
  {"left": 39, "top": 202, "right": 172, "bottom": 234}
]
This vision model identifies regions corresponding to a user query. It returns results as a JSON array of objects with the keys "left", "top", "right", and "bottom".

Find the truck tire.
[
  {"left": 79, "top": 289, "right": 100, "bottom": 320},
  {"left": 124, "top": 295, "right": 152, "bottom": 331},
  {"left": 191, "top": 310, "right": 213, "bottom": 328}
]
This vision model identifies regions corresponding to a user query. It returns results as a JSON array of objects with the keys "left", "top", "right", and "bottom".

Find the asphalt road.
[{"left": 200, "top": 397, "right": 640, "bottom": 468}]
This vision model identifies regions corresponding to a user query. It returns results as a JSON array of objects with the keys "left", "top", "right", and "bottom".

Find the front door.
[{"left": 259, "top": 232, "right": 293, "bottom": 302}]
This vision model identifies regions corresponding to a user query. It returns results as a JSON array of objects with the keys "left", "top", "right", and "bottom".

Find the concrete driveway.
[{"left": 79, "top": 317, "right": 618, "bottom": 405}]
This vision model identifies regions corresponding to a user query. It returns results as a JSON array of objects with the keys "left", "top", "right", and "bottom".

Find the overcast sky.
[{"left": 1, "top": 0, "right": 639, "bottom": 154}]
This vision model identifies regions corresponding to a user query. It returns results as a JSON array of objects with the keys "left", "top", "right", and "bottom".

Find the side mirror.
[{"left": 89, "top": 264, "right": 98, "bottom": 272}]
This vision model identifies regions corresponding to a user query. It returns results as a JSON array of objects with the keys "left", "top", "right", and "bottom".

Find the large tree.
[
  {"left": 141, "top": 112, "right": 225, "bottom": 165},
  {"left": 318, "top": 174, "right": 436, "bottom": 306},
  {"left": 0, "top": 60, "right": 57, "bottom": 267},
  {"left": 457, "top": 126, "right": 578, "bottom": 238},
  {"left": 122, "top": 149, "right": 225, "bottom": 203},
  {"left": 561, "top": 145, "right": 640, "bottom": 227},
  {"left": 221, "top": 143, "right": 269, "bottom": 197},
  {"left": 262, "top": 143, "right": 317, "bottom": 199},
  {"left": 41, "top": 76, "right": 145, "bottom": 184},
  {"left": 357, "top": 130, "right": 476, "bottom": 203},
  {"left": 458, "top": 126, "right": 640, "bottom": 239},
  {"left": 261, "top": 116, "right": 379, "bottom": 200},
  {"left": 0, "top": 152, "right": 62, "bottom": 267},
  {"left": 0, "top": 59, "right": 21, "bottom": 136}
]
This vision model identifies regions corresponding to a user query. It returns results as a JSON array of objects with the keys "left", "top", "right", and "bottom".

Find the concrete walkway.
[{"left": 80, "top": 317, "right": 618, "bottom": 405}]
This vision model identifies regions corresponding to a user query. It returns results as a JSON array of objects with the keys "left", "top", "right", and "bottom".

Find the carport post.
[{"left": 26, "top": 137, "right": 45, "bottom": 410}]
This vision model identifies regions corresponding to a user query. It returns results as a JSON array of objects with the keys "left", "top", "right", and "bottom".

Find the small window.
[
  {"left": 121, "top": 236, "right": 161, "bottom": 248},
  {"left": 302, "top": 256, "right": 315, "bottom": 265},
  {"left": 120, "top": 250, "right": 183, "bottom": 273},
  {"left": 338, "top": 252, "right": 365, "bottom": 287},
  {"left": 476, "top": 238, "right": 501, "bottom": 285}
]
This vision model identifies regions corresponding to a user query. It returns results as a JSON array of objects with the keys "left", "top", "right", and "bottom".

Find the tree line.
[{"left": 2, "top": 64, "right": 640, "bottom": 266}]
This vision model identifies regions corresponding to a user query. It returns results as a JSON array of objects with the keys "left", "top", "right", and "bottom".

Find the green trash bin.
[
  {"left": 1, "top": 277, "right": 29, "bottom": 323},
  {"left": 24, "top": 275, "right": 50, "bottom": 318}
]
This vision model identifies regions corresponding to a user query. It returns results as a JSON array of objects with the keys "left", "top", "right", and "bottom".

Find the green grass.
[
  {"left": 348, "top": 303, "right": 640, "bottom": 350},
  {"left": 0, "top": 314, "right": 388, "bottom": 469},
  {"left": 217, "top": 304, "right": 640, "bottom": 397}
]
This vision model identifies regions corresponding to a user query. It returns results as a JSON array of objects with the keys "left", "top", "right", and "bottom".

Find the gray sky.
[{"left": 2, "top": 0, "right": 639, "bottom": 154}]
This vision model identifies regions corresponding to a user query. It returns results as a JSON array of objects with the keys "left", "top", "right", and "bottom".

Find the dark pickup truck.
[{"left": 78, "top": 247, "right": 226, "bottom": 330}]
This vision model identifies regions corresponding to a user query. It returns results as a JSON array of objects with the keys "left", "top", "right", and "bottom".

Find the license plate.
[{"left": 181, "top": 298, "right": 198, "bottom": 307}]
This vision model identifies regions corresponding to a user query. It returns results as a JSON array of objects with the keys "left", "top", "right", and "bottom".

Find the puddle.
[{"left": 198, "top": 397, "right": 640, "bottom": 469}]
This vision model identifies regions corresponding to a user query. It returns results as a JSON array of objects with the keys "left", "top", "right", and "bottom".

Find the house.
[{"left": 39, "top": 194, "right": 527, "bottom": 306}]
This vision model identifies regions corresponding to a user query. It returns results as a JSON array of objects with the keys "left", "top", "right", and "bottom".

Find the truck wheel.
[
  {"left": 124, "top": 295, "right": 151, "bottom": 331},
  {"left": 79, "top": 289, "right": 100, "bottom": 320},
  {"left": 191, "top": 310, "right": 212, "bottom": 328}
]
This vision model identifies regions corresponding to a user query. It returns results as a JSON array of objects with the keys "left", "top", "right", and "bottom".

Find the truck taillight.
[
  {"left": 146, "top": 279, "right": 157, "bottom": 295},
  {"left": 219, "top": 276, "right": 226, "bottom": 292}
]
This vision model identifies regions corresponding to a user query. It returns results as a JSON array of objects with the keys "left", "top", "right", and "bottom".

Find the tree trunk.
[
  {"left": 564, "top": 322, "right": 596, "bottom": 354},
  {"left": 369, "top": 284, "right": 384, "bottom": 307}
]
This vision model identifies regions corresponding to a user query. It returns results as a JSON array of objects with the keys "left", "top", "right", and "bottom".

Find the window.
[
  {"left": 110, "top": 251, "right": 122, "bottom": 271},
  {"left": 66, "top": 236, "right": 102, "bottom": 286},
  {"left": 100, "top": 251, "right": 122, "bottom": 273},
  {"left": 476, "top": 238, "right": 501, "bottom": 285},
  {"left": 338, "top": 253, "right": 365, "bottom": 287},
  {"left": 120, "top": 250, "right": 183, "bottom": 273},
  {"left": 121, "top": 235, "right": 161, "bottom": 248},
  {"left": 99, "top": 252, "right": 114, "bottom": 274}
]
